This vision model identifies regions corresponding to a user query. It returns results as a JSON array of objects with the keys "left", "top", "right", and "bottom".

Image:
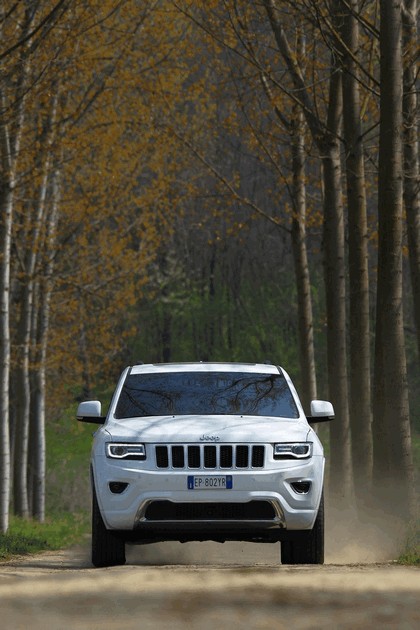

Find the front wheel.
[
  {"left": 281, "top": 491, "right": 324, "bottom": 565},
  {"left": 92, "top": 485, "right": 126, "bottom": 568}
]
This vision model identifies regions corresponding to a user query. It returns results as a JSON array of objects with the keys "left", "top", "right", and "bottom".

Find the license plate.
[{"left": 188, "top": 475, "right": 233, "bottom": 490}]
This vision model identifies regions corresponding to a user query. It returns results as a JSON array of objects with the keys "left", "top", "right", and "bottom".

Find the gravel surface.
[{"left": 0, "top": 541, "right": 418, "bottom": 629}]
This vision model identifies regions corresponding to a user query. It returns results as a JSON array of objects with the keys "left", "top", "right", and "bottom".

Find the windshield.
[{"left": 115, "top": 371, "right": 299, "bottom": 419}]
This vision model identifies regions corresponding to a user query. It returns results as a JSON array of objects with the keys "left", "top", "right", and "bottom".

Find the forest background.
[{"left": 0, "top": 0, "right": 418, "bottom": 544}]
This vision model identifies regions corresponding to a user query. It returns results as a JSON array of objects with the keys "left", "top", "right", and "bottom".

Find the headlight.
[
  {"left": 106, "top": 443, "right": 146, "bottom": 460},
  {"left": 273, "top": 443, "right": 312, "bottom": 459}
]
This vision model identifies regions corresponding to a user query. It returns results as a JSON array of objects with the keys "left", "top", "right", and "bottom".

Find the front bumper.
[{"left": 92, "top": 455, "right": 324, "bottom": 535}]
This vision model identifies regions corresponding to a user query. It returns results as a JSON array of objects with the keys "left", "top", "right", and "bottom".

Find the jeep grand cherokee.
[{"left": 77, "top": 362, "right": 333, "bottom": 567}]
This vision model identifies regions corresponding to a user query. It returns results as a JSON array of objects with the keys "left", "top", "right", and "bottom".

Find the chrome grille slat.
[{"left": 155, "top": 444, "right": 265, "bottom": 469}]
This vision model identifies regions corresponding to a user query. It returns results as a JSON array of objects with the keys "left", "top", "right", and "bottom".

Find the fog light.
[
  {"left": 109, "top": 482, "right": 129, "bottom": 494},
  {"left": 290, "top": 480, "right": 311, "bottom": 494}
]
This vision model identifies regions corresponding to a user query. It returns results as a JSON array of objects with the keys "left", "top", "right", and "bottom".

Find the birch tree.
[
  {"left": 13, "top": 92, "right": 59, "bottom": 518},
  {"left": 0, "top": 86, "right": 13, "bottom": 531},
  {"left": 0, "top": 4, "right": 33, "bottom": 531},
  {"left": 29, "top": 164, "right": 61, "bottom": 522},
  {"left": 3, "top": 0, "right": 186, "bottom": 523}
]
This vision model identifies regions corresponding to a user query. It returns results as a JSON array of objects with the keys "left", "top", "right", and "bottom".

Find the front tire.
[
  {"left": 281, "top": 491, "right": 324, "bottom": 565},
  {"left": 92, "top": 485, "right": 126, "bottom": 568}
]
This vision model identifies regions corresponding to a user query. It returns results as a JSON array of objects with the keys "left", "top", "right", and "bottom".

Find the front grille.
[
  {"left": 155, "top": 444, "right": 265, "bottom": 469},
  {"left": 144, "top": 500, "right": 275, "bottom": 521}
]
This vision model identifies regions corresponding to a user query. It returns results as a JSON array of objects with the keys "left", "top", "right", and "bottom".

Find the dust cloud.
[
  {"left": 325, "top": 503, "right": 406, "bottom": 564},
  {"left": 124, "top": 500, "right": 407, "bottom": 567}
]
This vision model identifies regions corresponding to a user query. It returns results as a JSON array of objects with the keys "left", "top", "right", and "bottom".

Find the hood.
[{"left": 104, "top": 414, "right": 309, "bottom": 443}]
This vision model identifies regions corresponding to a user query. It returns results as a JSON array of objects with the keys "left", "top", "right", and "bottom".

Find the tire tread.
[
  {"left": 92, "top": 485, "right": 126, "bottom": 568},
  {"left": 281, "top": 491, "right": 324, "bottom": 565}
]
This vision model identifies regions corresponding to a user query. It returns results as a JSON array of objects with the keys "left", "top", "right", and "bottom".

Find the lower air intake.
[{"left": 144, "top": 501, "right": 276, "bottom": 521}]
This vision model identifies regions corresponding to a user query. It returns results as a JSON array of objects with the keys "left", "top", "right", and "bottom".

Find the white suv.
[{"left": 77, "top": 362, "right": 333, "bottom": 567}]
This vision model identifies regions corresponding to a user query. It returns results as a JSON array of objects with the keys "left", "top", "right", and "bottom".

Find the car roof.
[{"left": 129, "top": 362, "right": 281, "bottom": 375}]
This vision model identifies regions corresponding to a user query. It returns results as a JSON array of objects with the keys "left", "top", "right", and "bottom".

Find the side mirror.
[
  {"left": 307, "top": 400, "right": 334, "bottom": 424},
  {"left": 77, "top": 400, "right": 106, "bottom": 424}
]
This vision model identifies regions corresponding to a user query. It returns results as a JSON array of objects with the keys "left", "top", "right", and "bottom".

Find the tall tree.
[
  {"left": 372, "top": 0, "right": 414, "bottom": 514},
  {"left": 29, "top": 164, "right": 61, "bottom": 522},
  {"left": 334, "top": 0, "right": 373, "bottom": 502},
  {"left": 402, "top": 0, "right": 420, "bottom": 359},
  {"left": 290, "top": 102, "right": 318, "bottom": 411},
  {"left": 259, "top": 20, "right": 318, "bottom": 410},
  {"left": 0, "top": 85, "right": 13, "bottom": 531}
]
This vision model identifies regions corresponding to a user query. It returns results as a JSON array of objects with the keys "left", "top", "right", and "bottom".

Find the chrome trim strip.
[{"left": 135, "top": 499, "right": 285, "bottom": 526}]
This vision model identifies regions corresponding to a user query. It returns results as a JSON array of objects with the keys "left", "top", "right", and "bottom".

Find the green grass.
[
  {"left": 398, "top": 433, "right": 420, "bottom": 564},
  {"left": 0, "top": 512, "right": 90, "bottom": 561},
  {"left": 0, "top": 401, "right": 94, "bottom": 563},
  {"left": 412, "top": 433, "right": 420, "bottom": 473},
  {"left": 45, "top": 404, "right": 95, "bottom": 515},
  {"left": 397, "top": 519, "right": 420, "bottom": 565}
]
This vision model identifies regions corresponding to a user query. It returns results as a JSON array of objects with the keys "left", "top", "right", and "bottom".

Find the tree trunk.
[
  {"left": 13, "top": 284, "right": 31, "bottom": 518},
  {"left": 321, "top": 66, "right": 352, "bottom": 500},
  {"left": 30, "top": 166, "right": 61, "bottom": 521},
  {"left": 337, "top": 0, "right": 373, "bottom": 503},
  {"left": 290, "top": 105, "right": 317, "bottom": 412},
  {"left": 372, "top": 0, "right": 414, "bottom": 515},
  {"left": 0, "top": 64, "right": 15, "bottom": 531},
  {"left": 29, "top": 282, "right": 47, "bottom": 522},
  {"left": 29, "top": 368, "right": 46, "bottom": 522},
  {"left": 0, "top": 184, "right": 13, "bottom": 532},
  {"left": 78, "top": 301, "right": 93, "bottom": 399},
  {"left": 402, "top": 0, "right": 420, "bottom": 359},
  {"left": 161, "top": 309, "right": 172, "bottom": 362}
]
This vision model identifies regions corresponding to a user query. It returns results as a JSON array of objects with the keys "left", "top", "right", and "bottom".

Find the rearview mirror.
[
  {"left": 307, "top": 400, "right": 334, "bottom": 424},
  {"left": 77, "top": 400, "right": 106, "bottom": 424}
]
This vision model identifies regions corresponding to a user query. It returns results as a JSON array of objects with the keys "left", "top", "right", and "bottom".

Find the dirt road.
[{"left": 0, "top": 540, "right": 418, "bottom": 630}]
